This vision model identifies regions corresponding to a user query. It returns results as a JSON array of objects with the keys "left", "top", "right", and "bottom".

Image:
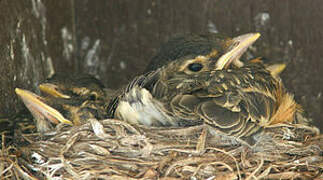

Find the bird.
[
  {"left": 15, "top": 73, "right": 111, "bottom": 133},
  {"left": 108, "top": 33, "right": 300, "bottom": 146}
]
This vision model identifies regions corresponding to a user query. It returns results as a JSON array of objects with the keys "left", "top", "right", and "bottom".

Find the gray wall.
[{"left": 0, "top": 0, "right": 322, "bottom": 130}]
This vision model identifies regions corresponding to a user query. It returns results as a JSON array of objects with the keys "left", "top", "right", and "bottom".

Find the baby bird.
[
  {"left": 109, "top": 33, "right": 299, "bottom": 145},
  {"left": 16, "top": 73, "right": 109, "bottom": 133}
]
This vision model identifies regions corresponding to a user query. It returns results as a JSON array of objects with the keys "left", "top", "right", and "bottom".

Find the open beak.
[
  {"left": 39, "top": 83, "right": 71, "bottom": 98},
  {"left": 215, "top": 33, "right": 261, "bottom": 70},
  {"left": 15, "top": 88, "right": 73, "bottom": 125}
]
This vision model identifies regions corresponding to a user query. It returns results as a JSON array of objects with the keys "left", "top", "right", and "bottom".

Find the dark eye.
[
  {"left": 89, "top": 93, "right": 97, "bottom": 101},
  {"left": 188, "top": 63, "right": 203, "bottom": 72}
]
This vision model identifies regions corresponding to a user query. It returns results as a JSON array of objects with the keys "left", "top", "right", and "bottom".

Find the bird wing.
[
  {"left": 166, "top": 68, "right": 280, "bottom": 142},
  {"left": 168, "top": 91, "right": 267, "bottom": 138}
]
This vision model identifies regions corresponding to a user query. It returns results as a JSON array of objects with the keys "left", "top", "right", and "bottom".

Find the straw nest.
[{"left": 1, "top": 117, "right": 322, "bottom": 179}]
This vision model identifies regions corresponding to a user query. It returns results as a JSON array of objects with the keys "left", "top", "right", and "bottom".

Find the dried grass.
[{"left": 1, "top": 118, "right": 322, "bottom": 179}]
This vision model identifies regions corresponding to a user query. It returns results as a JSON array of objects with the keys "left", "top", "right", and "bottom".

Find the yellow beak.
[
  {"left": 15, "top": 88, "right": 73, "bottom": 125},
  {"left": 215, "top": 33, "right": 261, "bottom": 70},
  {"left": 266, "top": 63, "right": 286, "bottom": 77},
  {"left": 39, "top": 83, "right": 71, "bottom": 98}
]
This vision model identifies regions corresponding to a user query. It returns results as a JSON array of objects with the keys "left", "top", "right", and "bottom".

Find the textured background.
[{"left": 0, "top": 0, "right": 322, "bottom": 130}]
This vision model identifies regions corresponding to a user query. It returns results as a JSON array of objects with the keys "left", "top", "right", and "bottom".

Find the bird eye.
[
  {"left": 89, "top": 93, "right": 97, "bottom": 101},
  {"left": 188, "top": 63, "right": 203, "bottom": 72}
]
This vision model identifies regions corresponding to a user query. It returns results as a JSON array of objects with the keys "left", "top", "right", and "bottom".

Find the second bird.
[{"left": 16, "top": 73, "right": 110, "bottom": 133}]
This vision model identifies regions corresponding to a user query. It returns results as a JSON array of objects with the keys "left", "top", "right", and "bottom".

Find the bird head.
[
  {"left": 15, "top": 73, "right": 108, "bottom": 132},
  {"left": 39, "top": 73, "right": 106, "bottom": 101},
  {"left": 156, "top": 33, "right": 261, "bottom": 91}
]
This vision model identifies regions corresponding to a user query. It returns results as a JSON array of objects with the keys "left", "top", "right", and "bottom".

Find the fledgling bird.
[
  {"left": 15, "top": 73, "right": 110, "bottom": 133},
  {"left": 109, "top": 33, "right": 300, "bottom": 145}
]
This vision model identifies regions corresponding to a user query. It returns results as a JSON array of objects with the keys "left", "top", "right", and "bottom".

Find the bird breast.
[{"left": 115, "top": 87, "right": 176, "bottom": 127}]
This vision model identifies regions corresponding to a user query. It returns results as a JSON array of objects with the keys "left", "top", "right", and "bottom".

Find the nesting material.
[{"left": 1, "top": 118, "right": 322, "bottom": 179}]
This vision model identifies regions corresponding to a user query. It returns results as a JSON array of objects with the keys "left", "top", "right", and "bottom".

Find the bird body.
[{"left": 110, "top": 33, "right": 299, "bottom": 145}]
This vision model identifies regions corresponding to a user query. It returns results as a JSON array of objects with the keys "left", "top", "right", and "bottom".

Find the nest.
[{"left": 1, "top": 118, "right": 322, "bottom": 179}]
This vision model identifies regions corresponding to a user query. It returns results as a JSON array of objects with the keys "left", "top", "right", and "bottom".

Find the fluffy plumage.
[{"left": 109, "top": 33, "right": 299, "bottom": 145}]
